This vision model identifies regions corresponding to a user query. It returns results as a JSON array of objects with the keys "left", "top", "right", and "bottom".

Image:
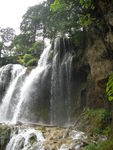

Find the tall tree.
[
  {"left": 0, "top": 27, "right": 15, "bottom": 56},
  {"left": 10, "top": 33, "right": 33, "bottom": 56},
  {"left": 20, "top": 2, "right": 49, "bottom": 43}
]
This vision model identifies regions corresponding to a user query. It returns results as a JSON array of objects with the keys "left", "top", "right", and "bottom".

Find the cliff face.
[
  {"left": 84, "top": 1, "right": 113, "bottom": 109},
  {"left": 86, "top": 37, "right": 113, "bottom": 108}
]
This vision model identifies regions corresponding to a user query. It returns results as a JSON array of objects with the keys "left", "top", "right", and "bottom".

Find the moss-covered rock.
[{"left": 0, "top": 125, "right": 11, "bottom": 150}]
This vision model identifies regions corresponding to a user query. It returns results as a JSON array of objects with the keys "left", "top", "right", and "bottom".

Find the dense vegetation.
[{"left": 0, "top": 0, "right": 98, "bottom": 66}]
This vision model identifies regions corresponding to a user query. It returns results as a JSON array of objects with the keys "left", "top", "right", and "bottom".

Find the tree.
[
  {"left": 0, "top": 27, "right": 15, "bottom": 43},
  {"left": 20, "top": 2, "right": 49, "bottom": 43},
  {"left": 28, "top": 40, "right": 44, "bottom": 58},
  {"left": 45, "top": 0, "right": 82, "bottom": 38},
  {"left": 0, "top": 27, "right": 15, "bottom": 56},
  {"left": 10, "top": 33, "right": 33, "bottom": 56}
]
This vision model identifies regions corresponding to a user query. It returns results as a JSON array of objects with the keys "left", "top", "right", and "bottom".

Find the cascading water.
[
  {"left": 12, "top": 39, "right": 51, "bottom": 124},
  {"left": 0, "top": 64, "right": 26, "bottom": 123},
  {"left": 0, "top": 38, "right": 75, "bottom": 126},
  {"left": 6, "top": 126, "right": 45, "bottom": 150},
  {"left": 50, "top": 38, "right": 73, "bottom": 126}
]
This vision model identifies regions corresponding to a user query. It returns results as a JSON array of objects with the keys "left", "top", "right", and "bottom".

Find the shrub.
[
  {"left": 98, "top": 140, "right": 113, "bottom": 150},
  {"left": 85, "top": 108, "right": 110, "bottom": 133},
  {"left": 23, "top": 54, "right": 34, "bottom": 64},
  {"left": 26, "top": 58, "right": 37, "bottom": 66},
  {"left": 85, "top": 144, "right": 97, "bottom": 150}
]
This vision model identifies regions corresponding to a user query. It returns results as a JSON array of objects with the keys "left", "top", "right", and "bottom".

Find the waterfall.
[
  {"left": 50, "top": 38, "right": 73, "bottom": 126},
  {"left": 12, "top": 39, "right": 51, "bottom": 124},
  {"left": 0, "top": 38, "right": 75, "bottom": 126},
  {"left": 0, "top": 64, "right": 26, "bottom": 123}
]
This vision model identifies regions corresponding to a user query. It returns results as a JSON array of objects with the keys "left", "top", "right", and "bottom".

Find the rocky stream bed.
[{"left": 0, "top": 123, "right": 108, "bottom": 150}]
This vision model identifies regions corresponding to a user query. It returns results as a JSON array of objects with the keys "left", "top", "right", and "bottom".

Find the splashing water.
[{"left": 6, "top": 127, "right": 45, "bottom": 150}]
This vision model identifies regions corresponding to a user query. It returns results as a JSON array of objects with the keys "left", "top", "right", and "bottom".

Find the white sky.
[{"left": 0, "top": 0, "right": 44, "bottom": 34}]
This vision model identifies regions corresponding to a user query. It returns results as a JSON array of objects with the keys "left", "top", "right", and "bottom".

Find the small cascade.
[
  {"left": 6, "top": 126, "right": 45, "bottom": 150},
  {"left": 0, "top": 64, "right": 26, "bottom": 123},
  {"left": 12, "top": 40, "right": 51, "bottom": 124}
]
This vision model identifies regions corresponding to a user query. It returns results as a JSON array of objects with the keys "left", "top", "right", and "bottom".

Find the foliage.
[
  {"left": 10, "top": 33, "right": 33, "bottom": 56},
  {"left": 49, "top": 0, "right": 96, "bottom": 37},
  {"left": 0, "top": 27, "right": 15, "bottom": 43},
  {"left": 50, "top": 0, "right": 67, "bottom": 12},
  {"left": 49, "top": 0, "right": 81, "bottom": 38},
  {"left": 80, "top": 0, "right": 94, "bottom": 10},
  {"left": 85, "top": 144, "right": 97, "bottom": 150},
  {"left": 28, "top": 41, "right": 43, "bottom": 58},
  {"left": 0, "top": 27, "right": 15, "bottom": 57},
  {"left": 20, "top": 2, "right": 49, "bottom": 42},
  {"left": 85, "top": 136, "right": 113, "bottom": 150},
  {"left": 23, "top": 54, "right": 34, "bottom": 64},
  {"left": 26, "top": 58, "right": 37, "bottom": 66},
  {"left": 0, "top": 0, "right": 102, "bottom": 63},
  {"left": 106, "top": 73, "right": 113, "bottom": 101},
  {"left": 102, "top": 125, "right": 112, "bottom": 136},
  {"left": 19, "top": 54, "right": 37, "bottom": 66},
  {"left": 79, "top": 0, "right": 97, "bottom": 30},
  {"left": 85, "top": 108, "right": 110, "bottom": 134},
  {"left": 98, "top": 140, "right": 113, "bottom": 150}
]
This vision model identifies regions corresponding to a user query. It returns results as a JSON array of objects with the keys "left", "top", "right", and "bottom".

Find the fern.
[{"left": 106, "top": 73, "right": 113, "bottom": 101}]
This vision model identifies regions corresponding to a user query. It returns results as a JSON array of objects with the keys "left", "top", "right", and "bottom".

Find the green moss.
[
  {"left": 0, "top": 127, "right": 11, "bottom": 150},
  {"left": 29, "top": 135, "right": 37, "bottom": 145},
  {"left": 38, "top": 126, "right": 46, "bottom": 133}
]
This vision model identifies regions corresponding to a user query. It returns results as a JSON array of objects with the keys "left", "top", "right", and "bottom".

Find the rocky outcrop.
[
  {"left": 86, "top": 36, "right": 113, "bottom": 107},
  {"left": 82, "top": 1, "right": 113, "bottom": 109}
]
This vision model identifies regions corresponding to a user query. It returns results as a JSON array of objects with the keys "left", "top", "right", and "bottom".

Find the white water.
[
  {"left": 6, "top": 127, "right": 45, "bottom": 150},
  {"left": 12, "top": 40, "right": 51, "bottom": 123},
  {"left": 0, "top": 64, "right": 26, "bottom": 123}
]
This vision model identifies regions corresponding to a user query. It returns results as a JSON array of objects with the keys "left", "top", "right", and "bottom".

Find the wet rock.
[
  {"left": 29, "top": 134, "right": 37, "bottom": 145},
  {"left": 72, "top": 130, "right": 87, "bottom": 140}
]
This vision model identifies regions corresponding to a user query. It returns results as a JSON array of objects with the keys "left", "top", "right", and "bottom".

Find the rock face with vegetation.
[{"left": 86, "top": 1, "right": 113, "bottom": 109}]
